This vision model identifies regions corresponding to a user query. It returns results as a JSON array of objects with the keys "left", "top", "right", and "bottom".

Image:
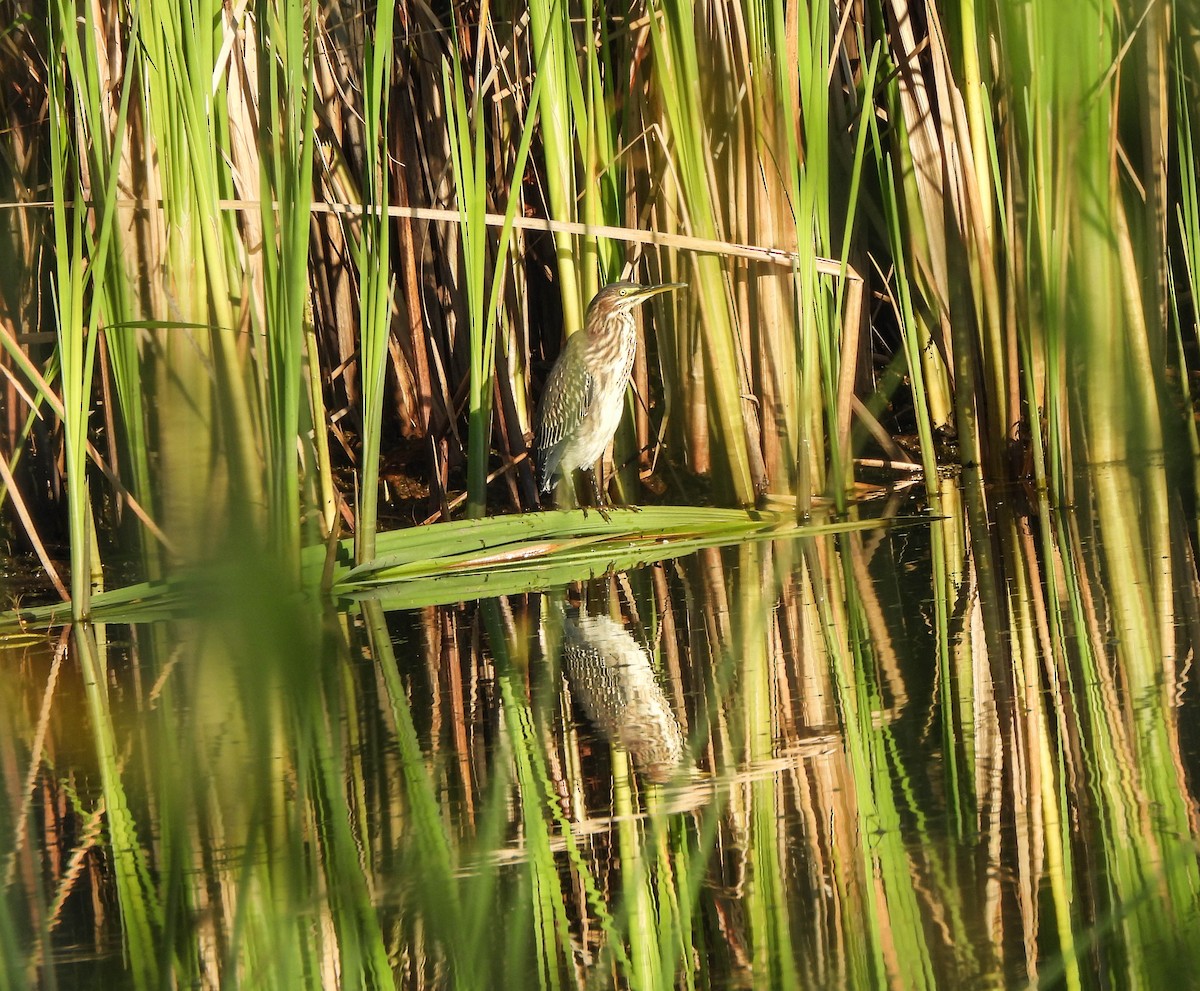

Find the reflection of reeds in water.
[
  {"left": 9, "top": 463, "right": 1200, "bottom": 988},
  {"left": 560, "top": 608, "right": 685, "bottom": 784}
]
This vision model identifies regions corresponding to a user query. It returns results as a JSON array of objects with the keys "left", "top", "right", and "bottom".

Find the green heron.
[
  {"left": 536, "top": 280, "right": 685, "bottom": 515},
  {"left": 560, "top": 605, "right": 686, "bottom": 783}
]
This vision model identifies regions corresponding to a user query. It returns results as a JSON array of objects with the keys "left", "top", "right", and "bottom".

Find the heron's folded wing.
[{"left": 535, "top": 334, "right": 594, "bottom": 488}]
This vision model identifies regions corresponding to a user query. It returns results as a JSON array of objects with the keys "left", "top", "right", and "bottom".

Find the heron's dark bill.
[{"left": 633, "top": 281, "right": 686, "bottom": 301}]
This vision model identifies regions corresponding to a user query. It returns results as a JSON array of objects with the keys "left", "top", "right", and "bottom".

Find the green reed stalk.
[
  {"left": 948, "top": 2, "right": 1010, "bottom": 474},
  {"left": 442, "top": 51, "right": 488, "bottom": 520},
  {"left": 355, "top": 0, "right": 394, "bottom": 561},
  {"left": 736, "top": 7, "right": 801, "bottom": 498},
  {"left": 524, "top": 0, "right": 626, "bottom": 302},
  {"left": 645, "top": 0, "right": 755, "bottom": 505},
  {"left": 780, "top": 0, "right": 842, "bottom": 502},
  {"left": 46, "top": 8, "right": 91, "bottom": 612},
  {"left": 65, "top": 34, "right": 149, "bottom": 579},
  {"left": 1005, "top": 6, "right": 1071, "bottom": 502},
  {"left": 833, "top": 42, "right": 884, "bottom": 487},
  {"left": 871, "top": 156, "right": 939, "bottom": 486},
  {"left": 578, "top": 0, "right": 623, "bottom": 290},
  {"left": 259, "top": 0, "right": 316, "bottom": 566},
  {"left": 92, "top": 167, "right": 159, "bottom": 576},
  {"left": 527, "top": 0, "right": 585, "bottom": 333},
  {"left": 143, "top": 0, "right": 262, "bottom": 510},
  {"left": 443, "top": 37, "right": 543, "bottom": 517},
  {"left": 1066, "top": 11, "right": 1140, "bottom": 468},
  {"left": 48, "top": 0, "right": 136, "bottom": 612},
  {"left": 878, "top": 56, "right": 954, "bottom": 435}
]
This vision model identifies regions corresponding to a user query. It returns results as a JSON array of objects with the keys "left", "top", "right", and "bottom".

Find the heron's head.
[{"left": 588, "top": 280, "right": 687, "bottom": 320}]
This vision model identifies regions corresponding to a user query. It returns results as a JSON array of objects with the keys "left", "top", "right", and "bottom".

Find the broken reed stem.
[{"left": 0, "top": 198, "right": 859, "bottom": 280}]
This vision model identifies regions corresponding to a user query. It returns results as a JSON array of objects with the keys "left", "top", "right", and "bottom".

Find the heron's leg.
[
  {"left": 590, "top": 462, "right": 607, "bottom": 507},
  {"left": 588, "top": 468, "right": 612, "bottom": 523}
]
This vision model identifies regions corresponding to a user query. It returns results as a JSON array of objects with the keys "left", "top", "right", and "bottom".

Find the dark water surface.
[{"left": 4, "top": 467, "right": 1199, "bottom": 989}]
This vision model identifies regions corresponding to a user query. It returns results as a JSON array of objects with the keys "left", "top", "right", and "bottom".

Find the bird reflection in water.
[{"left": 560, "top": 607, "right": 686, "bottom": 784}]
